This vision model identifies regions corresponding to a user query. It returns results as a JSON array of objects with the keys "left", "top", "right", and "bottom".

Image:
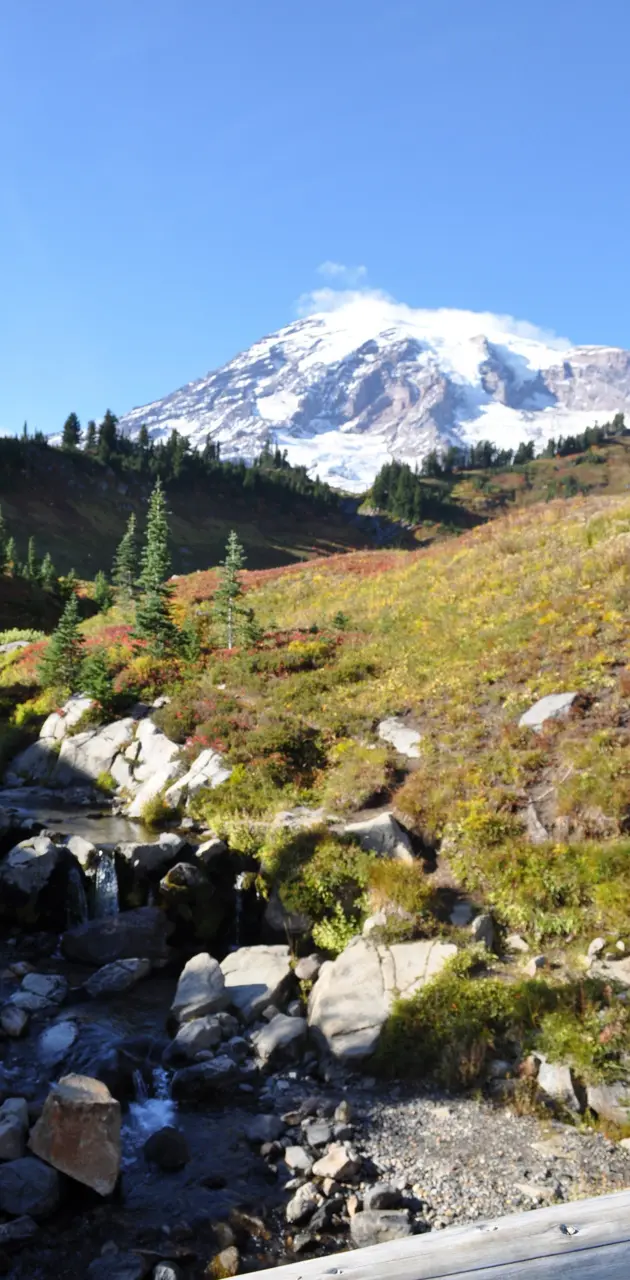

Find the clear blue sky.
[{"left": 1, "top": 0, "right": 629, "bottom": 436}]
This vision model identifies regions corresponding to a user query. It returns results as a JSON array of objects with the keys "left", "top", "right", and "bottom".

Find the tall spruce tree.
[
  {"left": 97, "top": 410, "right": 119, "bottom": 464},
  {"left": 214, "top": 530, "right": 250, "bottom": 649},
  {"left": 26, "top": 536, "right": 40, "bottom": 582},
  {"left": 84, "top": 420, "right": 97, "bottom": 453},
  {"left": 5, "top": 537, "right": 16, "bottom": 576},
  {"left": 134, "top": 479, "right": 176, "bottom": 654},
  {"left": 62, "top": 413, "right": 81, "bottom": 450},
  {"left": 112, "top": 514, "right": 138, "bottom": 601},
  {"left": 94, "top": 570, "right": 114, "bottom": 613},
  {"left": 40, "top": 593, "right": 85, "bottom": 690},
  {"left": 40, "top": 552, "right": 57, "bottom": 592}
]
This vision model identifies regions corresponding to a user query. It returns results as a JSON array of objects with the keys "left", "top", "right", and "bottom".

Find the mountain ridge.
[{"left": 118, "top": 299, "right": 630, "bottom": 490}]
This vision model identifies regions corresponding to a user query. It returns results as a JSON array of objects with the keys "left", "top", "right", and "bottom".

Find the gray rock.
[
  {"left": 40, "top": 694, "right": 95, "bottom": 742},
  {"left": 153, "top": 1265, "right": 182, "bottom": 1280},
  {"left": 224, "top": 1035, "right": 250, "bottom": 1063},
  {"left": 263, "top": 889, "right": 311, "bottom": 939},
  {"left": 311, "top": 1142, "right": 361, "bottom": 1181},
  {"left": 587, "top": 1081, "right": 630, "bottom": 1126},
  {"left": 0, "top": 1110, "right": 26, "bottom": 1161},
  {"left": 284, "top": 1145, "right": 313, "bottom": 1174},
  {"left": 164, "top": 748, "right": 231, "bottom": 809},
  {"left": 587, "top": 937, "right": 606, "bottom": 959},
  {"left": 343, "top": 812, "right": 414, "bottom": 864},
  {"left": 0, "top": 1214, "right": 38, "bottom": 1245},
  {"left": 308, "top": 936, "right": 456, "bottom": 1061},
  {"left": 167, "top": 1015, "right": 223, "bottom": 1062},
  {"left": 85, "top": 958, "right": 152, "bottom": 999},
  {"left": 21, "top": 972, "right": 67, "bottom": 1004},
  {"left": 54, "top": 718, "right": 135, "bottom": 788},
  {"left": 303, "top": 1120, "right": 332, "bottom": 1147},
  {"left": 589, "top": 954, "right": 630, "bottom": 986},
  {"left": 194, "top": 837, "right": 228, "bottom": 865},
  {"left": 470, "top": 912, "right": 494, "bottom": 951},
  {"left": 285, "top": 1180, "right": 323, "bottom": 1225},
  {"left": 524, "top": 954, "right": 547, "bottom": 977},
  {"left": 62, "top": 907, "right": 173, "bottom": 966},
  {"left": 65, "top": 834, "right": 98, "bottom": 871},
  {"left": 220, "top": 945, "right": 293, "bottom": 1024},
  {"left": 0, "top": 1005, "right": 29, "bottom": 1038},
  {"left": 350, "top": 1209, "right": 412, "bottom": 1246},
  {"left": 0, "top": 837, "right": 62, "bottom": 900},
  {"left": 519, "top": 693, "right": 578, "bottom": 732},
  {"left": 364, "top": 1183, "right": 404, "bottom": 1211},
  {"left": 117, "top": 835, "right": 184, "bottom": 876},
  {"left": 377, "top": 717, "right": 421, "bottom": 758},
  {"left": 126, "top": 720, "right": 184, "bottom": 818},
  {"left": 0, "top": 1157, "right": 61, "bottom": 1219},
  {"left": 29, "top": 1074, "right": 121, "bottom": 1196},
  {"left": 294, "top": 954, "right": 322, "bottom": 983},
  {"left": 88, "top": 1253, "right": 147, "bottom": 1280},
  {"left": 144, "top": 1126, "right": 190, "bottom": 1171},
  {"left": 251, "top": 1014, "right": 307, "bottom": 1068},
  {"left": 244, "top": 1114, "right": 286, "bottom": 1144},
  {"left": 171, "top": 1056, "right": 240, "bottom": 1101},
  {"left": 505, "top": 934, "right": 529, "bottom": 954},
  {"left": 170, "top": 953, "right": 228, "bottom": 1024},
  {"left": 537, "top": 1061, "right": 581, "bottom": 1111},
  {"left": 37, "top": 1020, "right": 78, "bottom": 1066},
  {"left": 525, "top": 804, "right": 548, "bottom": 845}
]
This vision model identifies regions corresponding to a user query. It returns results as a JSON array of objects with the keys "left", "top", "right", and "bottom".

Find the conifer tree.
[
  {"left": 62, "top": 413, "right": 81, "bottom": 450},
  {"left": 85, "top": 420, "right": 97, "bottom": 452},
  {"left": 112, "top": 514, "right": 138, "bottom": 602},
  {"left": 97, "top": 410, "right": 119, "bottom": 464},
  {"left": 213, "top": 530, "right": 252, "bottom": 649},
  {"left": 40, "top": 552, "right": 57, "bottom": 592},
  {"left": 134, "top": 479, "right": 176, "bottom": 654},
  {"left": 5, "top": 537, "right": 16, "bottom": 576},
  {"left": 94, "top": 570, "right": 114, "bottom": 613},
  {"left": 0, "top": 505, "right": 7, "bottom": 573},
  {"left": 59, "top": 568, "right": 78, "bottom": 600},
  {"left": 26, "top": 537, "right": 40, "bottom": 582},
  {"left": 40, "top": 593, "right": 85, "bottom": 690},
  {"left": 81, "top": 647, "right": 115, "bottom": 715}
]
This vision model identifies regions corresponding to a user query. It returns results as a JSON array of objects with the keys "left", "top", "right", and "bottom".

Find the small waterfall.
[
  {"left": 123, "top": 1067, "right": 176, "bottom": 1164},
  {"left": 93, "top": 851, "right": 119, "bottom": 918},
  {"left": 232, "top": 871, "right": 247, "bottom": 949},
  {"left": 66, "top": 862, "right": 89, "bottom": 928}
]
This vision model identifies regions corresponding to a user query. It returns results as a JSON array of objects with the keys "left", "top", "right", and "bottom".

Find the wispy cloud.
[
  {"left": 296, "top": 285, "right": 392, "bottom": 318},
  {"left": 316, "top": 261, "right": 368, "bottom": 286}
]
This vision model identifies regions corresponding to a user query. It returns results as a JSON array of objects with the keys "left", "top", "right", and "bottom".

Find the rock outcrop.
[
  {"left": 29, "top": 1074, "right": 121, "bottom": 1195},
  {"left": 62, "top": 906, "right": 174, "bottom": 966},
  {"left": 220, "top": 945, "right": 294, "bottom": 1024}
]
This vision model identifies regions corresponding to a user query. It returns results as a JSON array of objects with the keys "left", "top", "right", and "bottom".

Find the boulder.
[
  {"left": 40, "top": 694, "right": 95, "bottom": 742},
  {"left": 0, "top": 836, "right": 63, "bottom": 900},
  {"left": 65, "top": 834, "right": 98, "bottom": 872},
  {"left": 170, "top": 953, "right": 228, "bottom": 1024},
  {"left": 0, "top": 1157, "right": 61, "bottom": 1219},
  {"left": 0, "top": 1100, "right": 28, "bottom": 1161},
  {"left": 171, "top": 1056, "right": 240, "bottom": 1101},
  {"left": 195, "top": 837, "right": 228, "bottom": 866},
  {"left": 29, "top": 1074, "right": 121, "bottom": 1195},
  {"left": 220, "top": 945, "right": 293, "bottom": 1024},
  {"left": 87, "top": 1254, "right": 147, "bottom": 1280},
  {"left": 294, "top": 954, "right": 322, "bottom": 983},
  {"left": 207, "top": 1247, "right": 239, "bottom": 1278},
  {"left": 285, "top": 1181, "right": 323, "bottom": 1225},
  {"left": 53, "top": 718, "right": 136, "bottom": 787},
  {"left": 117, "top": 835, "right": 185, "bottom": 877},
  {"left": 166, "top": 1015, "right": 223, "bottom": 1062},
  {"left": 21, "top": 973, "right": 67, "bottom": 1004},
  {"left": 284, "top": 1145, "right": 313, "bottom": 1174},
  {"left": 7, "top": 742, "right": 58, "bottom": 785},
  {"left": 37, "top": 1021, "right": 78, "bottom": 1066},
  {"left": 164, "top": 748, "right": 232, "bottom": 809},
  {"left": 251, "top": 1014, "right": 307, "bottom": 1069},
  {"left": 244, "top": 1115, "right": 285, "bottom": 1144},
  {"left": 364, "top": 1183, "right": 404, "bottom": 1211},
  {"left": 311, "top": 1143, "right": 361, "bottom": 1181},
  {"left": 537, "top": 1061, "right": 581, "bottom": 1112},
  {"left": 84, "top": 958, "right": 152, "bottom": 999},
  {"left": 62, "top": 906, "right": 173, "bottom": 966},
  {"left": 0, "top": 1006, "right": 29, "bottom": 1038},
  {"left": 519, "top": 693, "right": 578, "bottom": 732},
  {"left": 303, "top": 1120, "right": 332, "bottom": 1147},
  {"left": 589, "top": 954, "right": 630, "bottom": 986},
  {"left": 263, "top": 889, "right": 311, "bottom": 940},
  {"left": 126, "top": 721, "right": 184, "bottom": 818},
  {"left": 377, "top": 717, "right": 421, "bottom": 759},
  {"left": 470, "top": 912, "right": 494, "bottom": 951},
  {"left": 143, "top": 1126, "right": 190, "bottom": 1171},
  {"left": 343, "top": 812, "right": 414, "bottom": 864},
  {"left": 587, "top": 1081, "right": 630, "bottom": 1126},
  {"left": 308, "top": 935, "right": 457, "bottom": 1061},
  {"left": 350, "top": 1210, "right": 412, "bottom": 1246}
]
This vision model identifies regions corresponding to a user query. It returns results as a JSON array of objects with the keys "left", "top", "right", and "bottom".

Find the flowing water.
[
  {"left": 66, "top": 861, "right": 89, "bottom": 927},
  {"left": 93, "top": 850, "right": 120, "bottom": 917},
  {"left": 123, "top": 1066, "right": 176, "bottom": 1164}
]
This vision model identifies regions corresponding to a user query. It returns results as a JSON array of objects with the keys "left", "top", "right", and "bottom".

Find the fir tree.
[
  {"left": 97, "top": 410, "right": 119, "bottom": 464},
  {"left": 26, "top": 536, "right": 40, "bottom": 582},
  {"left": 40, "top": 593, "right": 85, "bottom": 691},
  {"left": 213, "top": 530, "right": 251, "bottom": 649},
  {"left": 85, "top": 420, "right": 97, "bottom": 452},
  {"left": 59, "top": 568, "right": 78, "bottom": 600},
  {"left": 94, "top": 570, "right": 114, "bottom": 613},
  {"left": 40, "top": 552, "right": 57, "bottom": 592},
  {"left": 134, "top": 479, "right": 176, "bottom": 654},
  {"left": 113, "top": 514, "right": 138, "bottom": 602},
  {"left": 5, "top": 537, "right": 16, "bottom": 576},
  {"left": 62, "top": 413, "right": 81, "bottom": 450},
  {"left": 81, "top": 647, "right": 115, "bottom": 715},
  {"left": 0, "top": 505, "right": 7, "bottom": 573}
]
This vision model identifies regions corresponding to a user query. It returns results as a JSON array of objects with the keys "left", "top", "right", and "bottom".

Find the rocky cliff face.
[{"left": 118, "top": 299, "right": 630, "bottom": 490}]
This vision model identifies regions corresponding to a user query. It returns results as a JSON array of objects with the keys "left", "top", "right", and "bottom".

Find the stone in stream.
[
  {"left": 10, "top": 972, "right": 68, "bottom": 1014},
  {"left": 0, "top": 1215, "right": 38, "bottom": 1246},
  {"left": 285, "top": 1181, "right": 323, "bottom": 1225},
  {"left": 0, "top": 1099, "right": 29, "bottom": 1161},
  {"left": 64, "top": 834, "right": 98, "bottom": 872},
  {"left": 143, "top": 1125, "right": 190, "bottom": 1171},
  {"left": 0, "top": 1005, "right": 29, "bottom": 1038},
  {"left": 244, "top": 1114, "right": 286, "bottom": 1144},
  {"left": 165, "top": 1015, "right": 223, "bottom": 1063},
  {"left": 0, "top": 1156, "right": 61, "bottom": 1218},
  {"left": 195, "top": 837, "right": 228, "bottom": 866},
  {"left": 250, "top": 1013, "right": 307, "bottom": 1069},
  {"left": 29, "top": 1074, "right": 121, "bottom": 1195},
  {"left": 37, "top": 1021, "right": 78, "bottom": 1066},
  {"left": 350, "top": 1209, "right": 412, "bottom": 1246},
  {"left": 87, "top": 1254, "right": 147, "bottom": 1280},
  {"left": 220, "top": 945, "right": 293, "bottom": 1024},
  {"left": 170, "top": 953, "right": 228, "bottom": 1024},
  {"left": 0, "top": 837, "right": 63, "bottom": 901},
  {"left": 62, "top": 906, "right": 174, "bottom": 965},
  {"left": 171, "top": 1056, "right": 241, "bottom": 1101},
  {"left": 117, "top": 834, "right": 185, "bottom": 877},
  {"left": 84, "top": 958, "right": 152, "bottom": 998}
]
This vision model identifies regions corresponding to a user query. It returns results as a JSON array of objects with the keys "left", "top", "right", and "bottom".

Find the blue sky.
[{"left": 1, "top": 0, "right": 629, "bottom": 436}]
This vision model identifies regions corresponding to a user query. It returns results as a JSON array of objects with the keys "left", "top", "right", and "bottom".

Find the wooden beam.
[{"left": 239, "top": 1189, "right": 630, "bottom": 1279}]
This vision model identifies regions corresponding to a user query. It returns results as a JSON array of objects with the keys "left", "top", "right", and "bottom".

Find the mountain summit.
[{"left": 118, "top": 298, "right": 630, "bottom": 490}]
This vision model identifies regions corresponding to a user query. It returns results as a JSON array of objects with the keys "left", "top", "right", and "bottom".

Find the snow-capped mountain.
[{"left": 118, "top": 297, "right": 630, "bottom": 491}]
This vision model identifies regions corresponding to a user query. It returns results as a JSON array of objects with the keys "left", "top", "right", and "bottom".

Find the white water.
[
  {"left": 66, "top": 862, "right": 89, "bottom": 927},
  {"left": 122, "top": 1067, "right": 176, "bottom": 1165},
  {"left": 232, "top": 870, "right": 248, "bottom": 949},
  {"left": 93, "top": 851, "right": 119, "bottom": 918}
]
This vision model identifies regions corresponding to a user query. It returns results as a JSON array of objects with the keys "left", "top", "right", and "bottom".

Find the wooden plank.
[{"left": 239, "top": 1189, "right": 630, "bottom": 1279}]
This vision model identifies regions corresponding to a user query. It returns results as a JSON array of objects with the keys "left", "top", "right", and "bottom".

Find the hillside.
[{"left": 117, "top": 297, "right": 630, "bottom": 489}]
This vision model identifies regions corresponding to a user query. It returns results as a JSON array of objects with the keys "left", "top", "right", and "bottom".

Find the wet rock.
[
  {"left": 308, "top": 936, "right": 456, "bottom": 1061},
  {"left": 537, "top": 1061, "right": 581, "bottom": 1111},
  {"left": 470, "top": 912, "right": 494, "bottom": 951},
  {"left": 0, "top": 1005, "right": 29, "bottom": 1038},
  {"left": 343, "top": 812, "right": 414, "bottom": 864},
  {"left": 0, "top": 1099, "right": 28, "bottom": 1161},
  {"left": 251, "top": 1013, "right": 307, "bottom": 1068},
  {"left": 224, "top": 1035, "right": 249, "bottom": 1063},
  {"left": 164, "top": 748, "right": 231, "bottom": 810},
  {"left": 285, "top": 1181, "right": 323, "bottom": 1225},
  {"left": 65, "top": 834, "right": 98, "bottom": 871},
  {"left": 171, "top": 1056, "right": 240, "bottom": 1101},
  {"left": 117, "top": 835, "right": 185, "bottom": 877},
  {"left": 153, "top": 1265, "right": 182, "bottom": 1280},
  {"left": 170, "top": 953, "right": 228, "bottom": 1024},
  {"left": 207, "top": 1246, "right": 239, "bottom": 1278},
  {"left": 37, "top": 1020, "right": 78, "bottom": 1066},
  {"left": 350, "top": 1209, "right": 412, "bottom": 1246},
  {"left": 587, "top": 1081, "right": 630, "bottom": 1126},
  {"left": 519, "top": 693, "right": 577, "bottom": 732},
  {"left": 0, "top": 836, "right": 63, "bottom": 900},
  {"left": 263, "top": 889, "right": 311, "bottom": 941},
  {"left": 166, "top": 1015, "right": 223, "bottom": 1062},
  {"left": 144, "top": 1126, "right": 190, "bottom": 1171},
  {"left": 62, "top": 906, "right": 174, "bottom": 966},
  {"left": 364, "top": 1183, "right": 404, "bottom": 1210},
  {"left": 0, "top": 1156, "right": 61, "bottom": 1219},
  {"left": 294, "top": 954, "right": 322, "bottom": 983},
  {"left": 284, "top": 1145, "right": 313, "bottom": 1174},
  {"left": 87, "top": 1253, "right": 147, "bottom": 1280},
  {"left": 194, "top": 837, "right": 228, "bottom": 866},
  {"left": 244, "top": 1114, "right": 285, "bottom": 1144},
  {"left": 311, "top": 1142, "right": 361, "bottom": 1181},
  {"left": 85, "top": 958, "right": 152, "bottom": 998},
  {"left": 10, "top": 971, "right": 69, "bottom": 1014},
  {"left": 0, "top": 1214, "right": 38, "bottom": 1246},
  {"left": 304, "top": 1120, "right": 333, "bottom": 1147},
  {"left": 377, "top": 717, "right": 421, "bottom": 758},
  {"left": 29, "top": 1074, "right": 121, "bottom": 1195},
  {"left": 220, "top": 945, "right": 293, "bottom": 1024}
]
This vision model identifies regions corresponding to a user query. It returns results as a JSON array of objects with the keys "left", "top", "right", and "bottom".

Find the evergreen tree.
[
  {"left": 39, "top": 593, "right": 85, "bottom": 691},
  {"left": 97, "top": 410, "right": 119, "bottom": 463},
  {"left": 112, "top": 514, "right": 138, "bottom": 602},
  {"left": 81, "top": 647, "right": 115, "bottom": 715},
  {"left": 26, "top": 536, "right": 40, "bottom": 582},
  {"left": 94, "top": 570, "right": 114, "bottom": 613},
  {"left": 5, "top": 537, "right": 16, "bottom": 576},
  {"left": 84, "top": 420, "right": 97, "bottom": 452},
  {"left": 134, "top": 479, "right": 176, "bottom": 654},
  {"left": 40, "top": 552, "right": 57, "bottom": 592},
  {"left": 62, "top": 412, "right": 81, "bottom": 450},
  {"left": 59, "top": 568, "right": 78, "bottom": 600},
  {"left": 0, "top": 505, "right": 7, "bottom": 573},
  {"left": 213, "top": 530, "right": 251, "bottom": 649}
]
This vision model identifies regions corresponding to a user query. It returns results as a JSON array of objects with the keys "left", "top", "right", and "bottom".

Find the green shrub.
[
  {"left": 320, "top": 739, "right": 392, "bottom": 812},
  {"left": 0, "top": 628, "right": 45, "bottom": 644},
  {"left": 95, "top": 771, "right": 117, "bottom": 795},
  {"left": 141, "top": 792, "right": 178, "bottom": 828}
]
